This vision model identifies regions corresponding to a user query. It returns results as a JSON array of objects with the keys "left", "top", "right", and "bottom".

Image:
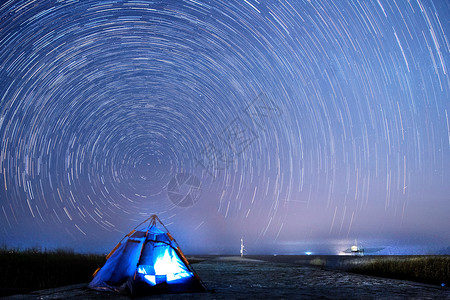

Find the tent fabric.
[{"left": 89, "top": 215, "right": 205, "bottom": 295}]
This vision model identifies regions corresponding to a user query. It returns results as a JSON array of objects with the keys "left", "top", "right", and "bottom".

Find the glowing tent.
[{"left": 89, "top": 215, "right": 205, "bottom": 296}]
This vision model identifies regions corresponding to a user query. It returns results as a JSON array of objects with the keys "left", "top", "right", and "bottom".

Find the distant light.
[{"left": 305, "top": 252, "right": 312, "bottom": 255}]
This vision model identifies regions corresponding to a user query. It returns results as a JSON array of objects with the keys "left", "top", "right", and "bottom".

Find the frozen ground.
[{"left": 6, "top": 258, "right": 449, "bottom": 299}]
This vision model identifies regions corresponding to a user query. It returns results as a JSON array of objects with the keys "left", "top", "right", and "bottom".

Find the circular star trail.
[{"left": 0, "top": 0, "right": 449, "bottom": 253}]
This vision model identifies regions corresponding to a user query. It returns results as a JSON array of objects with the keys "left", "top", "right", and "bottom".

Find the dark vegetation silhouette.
[
  {"left": 0, "top": 247, "right": 105, "bottom": 296},
  {"left": 347, "top": 256, "right": 449, "bottom": 286}
]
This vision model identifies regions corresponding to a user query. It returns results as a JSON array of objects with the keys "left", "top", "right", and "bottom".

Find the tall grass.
[
  {"left": 0, "top": 247, "right": 105, "bottom": 296},
  {"left": 347, "top": 256, "right": 449, "bottom": 286}
]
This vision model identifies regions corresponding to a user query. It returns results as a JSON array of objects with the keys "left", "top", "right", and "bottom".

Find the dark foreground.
[
  {"left": 5, "top": 257, "right": 449, "bottom": 299},
  {"left": 0, "top": 248, "right": 105, "bottom": 296}
]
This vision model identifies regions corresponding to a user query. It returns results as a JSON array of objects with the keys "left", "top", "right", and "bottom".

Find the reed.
[
  {"left": 347, "top": 256, "right": 449, "bottom": 286},
  {"left": 0, "top": 247, "right": 105, "bottom": 296}
]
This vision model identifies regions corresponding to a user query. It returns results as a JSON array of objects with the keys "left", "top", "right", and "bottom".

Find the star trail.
[{"left": 0, "top": 0, "right": 449, "bottom": 254}]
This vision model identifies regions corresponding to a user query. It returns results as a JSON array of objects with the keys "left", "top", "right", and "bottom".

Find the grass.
[
  {"left": 0, "top": 247, "right": 105, "bottom": 296},
  {"left": 347, "top": 256, "right": 449, "bottom": 286}
]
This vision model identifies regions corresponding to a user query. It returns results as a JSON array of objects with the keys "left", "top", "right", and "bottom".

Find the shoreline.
[
  {"left": 187, "top": 255, "right": 449, "bottom": 287},
  {"left": 4, "top": 256, "right": 448, "bottom": 299},
  {"left": 1, "top": 251, "right": 448, "bottom": 297},
  {"left": 253, "top": 255, "right": 449, "bottom": 287}
]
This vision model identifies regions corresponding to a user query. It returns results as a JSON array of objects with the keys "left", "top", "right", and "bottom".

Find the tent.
[{"left": 89, "top": 215, "right": 205, "bottom": 296}]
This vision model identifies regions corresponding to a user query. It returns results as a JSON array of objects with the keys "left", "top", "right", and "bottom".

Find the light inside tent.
[{"left": 137, "top": 245, "right": 194, "bottom": 285}]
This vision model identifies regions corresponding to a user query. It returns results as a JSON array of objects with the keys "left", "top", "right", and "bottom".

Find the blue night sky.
[{"left": 0, "top": 0, "right": 449, "bottom": 255}]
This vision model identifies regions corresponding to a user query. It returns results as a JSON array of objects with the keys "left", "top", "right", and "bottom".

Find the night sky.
[{"left": 0, "top": 0, "right": 449, "bottom": 255}]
